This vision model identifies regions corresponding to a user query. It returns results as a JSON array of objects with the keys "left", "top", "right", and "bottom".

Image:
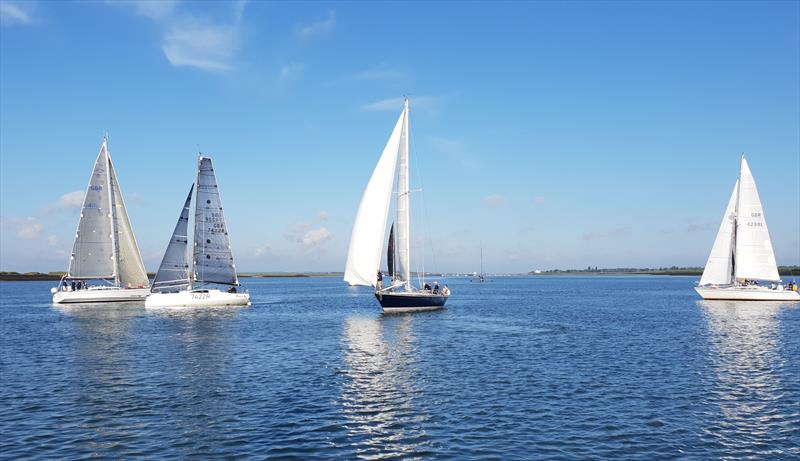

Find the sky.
[{"left": 1, "top": 0, "right": 798, "bottom": 274}]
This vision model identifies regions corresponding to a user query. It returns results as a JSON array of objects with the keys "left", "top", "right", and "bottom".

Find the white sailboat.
[
  {"left": 345, "top": 98, "right": 449, "bottom": 312},
  {"left": 695, "top": 154, "right": 799, "bottom": 301},
  {"left": 145, "top": 155, "right": 250, "bottom": 308},
  {"left": 51, "top": 137, "right": 150, "bottom": 304}
]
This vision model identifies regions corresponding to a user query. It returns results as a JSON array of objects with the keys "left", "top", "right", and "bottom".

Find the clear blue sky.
[{"left": 1, "top": 0, "right": 798, "bottom": 273}]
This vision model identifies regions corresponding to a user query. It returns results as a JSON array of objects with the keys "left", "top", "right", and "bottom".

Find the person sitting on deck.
[
  {"left": 228, "top": 286, "right": 237, "bottom": 293},
  {"left": 376, "top": 270, "right": 383, "bottom": 290},
  {"left": 442, "top": 284, "right": 451, "bottom": 296},
  {"left": 433, "top": 282, "right": 440, "bottom": 294},
  {"left": 423, "top": 282, "right": 431, "bottom": 291}
]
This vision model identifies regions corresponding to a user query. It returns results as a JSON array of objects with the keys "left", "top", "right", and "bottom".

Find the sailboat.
[
  {"left": 51, "top": 136, "right": 150, "bottom": 304},
  {"left": 144, "top": 155, "right": 250, "bottom": 308},
  {"left": 345, "top": 98, "right": 449, "bottom": 312},
  {"left": 695, "top": 154, "right": 799, "bottom": 301}
]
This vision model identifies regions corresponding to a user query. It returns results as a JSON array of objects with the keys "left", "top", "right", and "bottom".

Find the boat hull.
[
  {"left": 695, "top": 286, "right": 800, "bottom": 301},
  {"left": 52, "top": 287, "right": 150, "bottom": 304},
  {"left": 375, "top": 291, "right": 448, "bottom": 313},
  {"left": 145, "top": 289, "right": 250, "bottom": 308}
]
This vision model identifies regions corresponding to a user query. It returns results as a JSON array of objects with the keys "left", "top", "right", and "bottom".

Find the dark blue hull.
[{"left": 375, "top": 291, "right": 448, "bottom": 312}]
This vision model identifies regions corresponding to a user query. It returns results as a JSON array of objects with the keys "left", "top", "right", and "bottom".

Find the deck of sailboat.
[
  {"left": 695, "top": 285, "right": 800, "bottom": 301},
  {"left": 53, "top": 287, "right": 150, "bottom": 304},
  {"left": 145, "top": 289, "right": 250, "bottom": 308}
]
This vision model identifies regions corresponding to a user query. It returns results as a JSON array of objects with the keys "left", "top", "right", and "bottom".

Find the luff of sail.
[
  {"left": 344, "top": 105, "right": 406, "bottom": 287},
  {"left": 152, "top": 185, "right": 193, "bottom": 293},
  {"left": 699, "top": 180, "right": 738, "bottom": 286},
  {"left": 395, "top": 99, "right": 411, "bottom": 288},
  {"left": 108, "top": 157, "right": 149, "bottom": 288},
  {"left": 734, "top": 155, "right": 779, "bottom": 281},
  {"left": 193, "top": 156, "right": 239, "bottom": 286},
  {"left": 68, "top": 140, "right": 115, "bottom": 279}
]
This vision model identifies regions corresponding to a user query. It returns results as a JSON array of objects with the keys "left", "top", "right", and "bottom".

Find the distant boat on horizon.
[
  {"left": 51, "top": 136, "right": 150, "bottom": 304},
  {"left": 145, "top": 155, "right": 250, "bottom": 308},
  {"left": 695, "top": 154, "right": 799, "bottom": 301},
  {"left": 344, "top": 98, "right": 449, "bottom": 312}
]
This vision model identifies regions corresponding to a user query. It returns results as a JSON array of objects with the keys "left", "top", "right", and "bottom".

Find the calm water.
[{"left": 0, "top": 276, "right": 798, "bottom": 460}]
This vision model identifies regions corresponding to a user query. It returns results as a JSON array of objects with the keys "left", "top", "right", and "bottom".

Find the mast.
[
  {"left": 732, "top": 153, "right": 743, "bottom": 285},
  {"left": 105, "top": 135, "right": 121, "bottom": 287},
  {"left": 395, "top": 98, "right": 411, "bottom": 289}
]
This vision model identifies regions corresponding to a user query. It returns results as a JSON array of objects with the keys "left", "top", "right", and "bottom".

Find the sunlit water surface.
[{"left": 1, "top": 276, "right": 798, "bottom": 459}]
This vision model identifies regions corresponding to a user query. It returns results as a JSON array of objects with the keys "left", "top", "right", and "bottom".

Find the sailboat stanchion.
[{"left": 344, "top": 98, "right": 450, "bottom": 312}]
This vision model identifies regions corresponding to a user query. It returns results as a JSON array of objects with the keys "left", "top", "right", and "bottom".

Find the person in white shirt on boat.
[{"left": 442, "top": 284, "right": 451, "bottom": 296}]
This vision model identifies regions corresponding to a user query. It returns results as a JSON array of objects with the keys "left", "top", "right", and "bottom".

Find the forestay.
[
  {"left": 734, "top": 156, "right": 779, "bottom": 281},
  {"left": 699, "top": 181, "right": 738, "bottom": 286},
  {"left": 193, "top": 157, "right": 239, "bottom": 286},
  {"left": 68, "top": 141, "right": 115, "bottom": 279},
  {"left": 109, "top": 158, "right": 149, "bottom": 288},
  {"left": 344, "top": 106, "right": 405, "bottom": 287},
  {"left": 152, "top": 185, "right": 193, "bottom": 293}
]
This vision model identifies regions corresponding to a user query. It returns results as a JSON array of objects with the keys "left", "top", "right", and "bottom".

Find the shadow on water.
[
  {"left": 697, "top": 300, "right": 798, "bottom": 458},
  {"left": 340, "top": 313, "right": 434, "bottom": 459}
]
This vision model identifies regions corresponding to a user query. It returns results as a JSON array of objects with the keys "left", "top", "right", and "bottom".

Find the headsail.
[
  {"left": 699, "top": 180, "right": 738, "bottom": 286},
  {"left": 344, "top": 105, "right": 406, "bottom": 287},
  {"left": 395, "top": 98, "right": 411, "bottom": 288},
  {"left": 68, "top": 140, "right": 115, "bottom": 279},
  {"left": 152, "top": 185, "right": 193, "bottom": 293},
  {"left": 387, "top": 223, "right": 395, "bottom": 277},
  {"left": 193, "top": 156, "right": 239, "bottom": 286},
  {"left": 734, "top": 155, "right": 779, "bottom": 281},
  {"left": 108, "top": 157, "right": 149, "bottom": 288}
]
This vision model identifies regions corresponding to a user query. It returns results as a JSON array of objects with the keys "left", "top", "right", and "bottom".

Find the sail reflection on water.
[
  {"left": 699, "top": 300, "right": 795, "bottom": 456},
  {"left": 340, "top": 314, "right": 432, "bottom": 458}
]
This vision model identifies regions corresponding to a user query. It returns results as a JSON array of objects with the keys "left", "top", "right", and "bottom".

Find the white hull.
[
  {"left": 52, "top": 287, "right": 150, "bottom": 304},
  {"left": 145, "top": 289, "right": 250, "bottom": 308},
  {"left": 695, "top": 286, "right": 800, "bottom": 301}
]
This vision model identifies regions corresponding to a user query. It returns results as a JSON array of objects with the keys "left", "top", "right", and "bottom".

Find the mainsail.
[
  {"left": 699, "top": 180, "right": 738, "bottom": 286},
  {"left": 734, "top": 156, "right": 779, "bottom": 281},
  {"left": 152, "top": 185, "right": 193, "bottom": 293},
  {"left": 68, "top": 140, "right": 115, "bottom": 279},
  {"left": 193, "top": 156, "right": 239, "bottom": 286},
  {"left": 108, "top": 158, "right": 149, "bottom": 287},
  {"left": 395, "top": 99, "right": 411, "bottom": 288},
  {"left": 344, "top": 105, "right": 406, "bottom": 287}
]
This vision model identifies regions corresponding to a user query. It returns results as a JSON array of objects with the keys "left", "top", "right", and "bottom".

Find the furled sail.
[
  {"left": 108, "top": 158, "right": 149, "bottom": 288},
  {"left": 699, "top": 180, "right": 738, "bottom": 286},
  {"left": 68, "top": 140, "right": 115, "bottom": 279},
  {"left": 152, "top": 185, "right": 193, "bottom": 293},
  {"left": 734, "top": 155, "right": 779, "bottom": 281},
  {"left": 395, "top": 99, "right": 411, "bottom": 288},
  {"left": 387, "top": 223, "right": 395, "bottom": 277},
  {"left": 193, "top": 156, "right": 239, "bottom": 285},
  {"left": 344, "top": 105, "right": 405, "bottom": 287}
]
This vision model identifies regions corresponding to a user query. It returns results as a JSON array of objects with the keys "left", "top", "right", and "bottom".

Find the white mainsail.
[
  {"left": 193, "top": 156, "right": 239, "bottom": 286},
  {"left": 344, "top": 105, "right": 406, "bottom": 287},
  {"left": 68, "top": 140, "right": 115, "bottom": 279},
  {"left": 395, "top": 99, "right": 411, "bottom": 288},
  {"left": 699, "top": 180, "right": 738, "bottom": 286},
  {"left": 108, "top": 158, "right": 149, "bottom": 287},
  {"left": 152, "top": 185, "right": 193, "bottom": 293},
  {"left": 734, "top": 155, "right": 779, "bottom": 281}
]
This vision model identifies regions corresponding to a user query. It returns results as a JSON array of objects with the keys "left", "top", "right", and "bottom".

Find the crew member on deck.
[{"left": 376, "top": 270, "right": 383, "bottom": 290}]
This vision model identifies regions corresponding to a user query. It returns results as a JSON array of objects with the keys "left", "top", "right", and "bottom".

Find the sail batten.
[
  {"left": 734, "top": 156, "right": 779, "bottom": 281},
  {"left": 152, "top": 185, "right": 193, "bottom": 293},
  {"left": 193, "top": 157, "right": 239, "bottom": 286},
  {"left": 344, "top": 106, "right": 406, "bottom": 287}
]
